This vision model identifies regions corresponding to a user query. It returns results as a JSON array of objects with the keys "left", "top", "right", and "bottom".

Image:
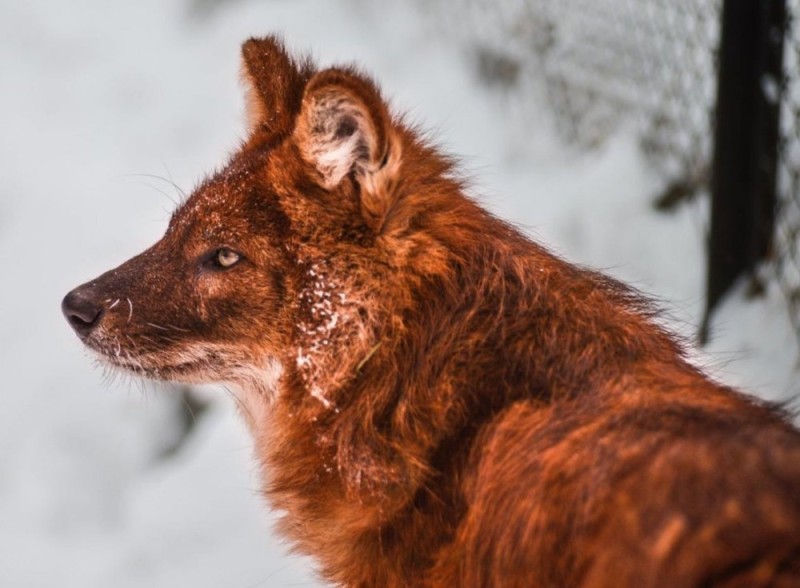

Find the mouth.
[
  {"left": 84, "top": 333, "right": 248, "bottom": 386},
  {"left": 84, "top": 334, "right": 204, "bottom": 382},
  {"left": 91, "top": 349, "right": 215, "bottom": 384}
]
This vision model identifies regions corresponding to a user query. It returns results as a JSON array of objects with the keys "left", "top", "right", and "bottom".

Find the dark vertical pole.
[
  {"left": 701, "top": 0, "right": 787, "bottom": 343},
  {"left": 750, "top": 0, "right": 787, "bottom": 266}
]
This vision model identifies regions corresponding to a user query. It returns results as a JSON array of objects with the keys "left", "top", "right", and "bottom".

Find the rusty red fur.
[{"left": 63, "top": 37, "right": 800, "bottom": 587}]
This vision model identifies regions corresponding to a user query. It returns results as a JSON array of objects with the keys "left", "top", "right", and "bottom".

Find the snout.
[{"left": 62, "top": 285, "right": 104, "bottom": 339}]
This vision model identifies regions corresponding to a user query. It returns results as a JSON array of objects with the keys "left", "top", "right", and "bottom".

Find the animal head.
[{"left": 62, "top": 36, "right": 456, "bottom": 402}]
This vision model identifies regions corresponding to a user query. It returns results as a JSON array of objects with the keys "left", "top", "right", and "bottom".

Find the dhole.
[{"left": 63, "top": 37, "right": 800, "bottom": 587}]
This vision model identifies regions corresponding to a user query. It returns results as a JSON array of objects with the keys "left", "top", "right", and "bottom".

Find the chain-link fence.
[
  {"left": 777, "top": 0, "right": 800, "bottom": 346},
  {"left": 427, "top": 0, "right": 720, "bottom": 202}
]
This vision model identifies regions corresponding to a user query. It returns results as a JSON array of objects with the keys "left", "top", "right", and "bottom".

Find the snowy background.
[{"left": 1, "top": 1, "right": 797, "bottom": 586}]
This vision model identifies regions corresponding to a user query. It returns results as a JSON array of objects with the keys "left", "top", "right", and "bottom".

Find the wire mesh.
[
  {"left": 427, "top": 0, "right": 721, "bottom": 194},
  {"left": 776, "top": 0, "right": 800, "bottom": 346}
]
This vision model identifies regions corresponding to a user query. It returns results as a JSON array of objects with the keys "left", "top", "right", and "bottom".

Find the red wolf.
[{"left": 63, "top": 37, "right": 800, "bottom": 587}]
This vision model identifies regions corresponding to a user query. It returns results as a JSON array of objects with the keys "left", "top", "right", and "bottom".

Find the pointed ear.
[
  {"left": 293, "top": 68, "right": 396, "bottom": 191},
  {"left": 240, "top": 36, "right": 313, "bottom": 137}
]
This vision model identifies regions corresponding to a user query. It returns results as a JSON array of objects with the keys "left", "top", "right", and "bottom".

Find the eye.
[{"left": 212, "top": 247, "right": 241, "bottom": 269}]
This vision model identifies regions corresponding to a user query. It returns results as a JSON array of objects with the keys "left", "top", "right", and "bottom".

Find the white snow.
[
  {"left": 1, "top": 0, "right": 797, "bottom": 587},
  {"left": 310, "top": 386, "right": 333, "bottom": 411}
]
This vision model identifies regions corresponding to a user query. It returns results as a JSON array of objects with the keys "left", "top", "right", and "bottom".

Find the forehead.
[{"left": 167, "top": 153, "right": 267, "bottom": 243}]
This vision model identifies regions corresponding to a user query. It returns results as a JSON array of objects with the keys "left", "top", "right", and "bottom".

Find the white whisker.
[{"left": 165, "top": 323, "right": 190, "bottom": 333}]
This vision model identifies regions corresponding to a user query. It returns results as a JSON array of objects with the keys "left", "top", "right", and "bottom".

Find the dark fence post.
[{"left": 701, "top": 0, "right": 787, "bottom": 343}]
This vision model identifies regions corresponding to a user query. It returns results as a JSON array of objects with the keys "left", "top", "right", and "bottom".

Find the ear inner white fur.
[{"left": 301, "top": 90, "right": 380, "bottom": 189}]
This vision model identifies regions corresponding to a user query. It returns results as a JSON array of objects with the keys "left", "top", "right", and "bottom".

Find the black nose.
[{"left": 62, "top": 287, "right": 104, "bottom": 338}]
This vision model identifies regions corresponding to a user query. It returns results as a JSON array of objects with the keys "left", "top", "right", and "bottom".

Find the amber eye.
[{"left": 214, "top": 248, "right": 241, "bottom": 269}]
